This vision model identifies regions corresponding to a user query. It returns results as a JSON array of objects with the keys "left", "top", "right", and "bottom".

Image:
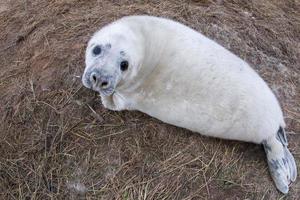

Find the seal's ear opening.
[{"left": 120, "top": 60, "right": 129, "bottom": 71}]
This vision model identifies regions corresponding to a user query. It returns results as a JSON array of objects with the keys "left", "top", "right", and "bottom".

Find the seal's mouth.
[
  {"left": 100, "top": 87, "right": 115, "bottom": 96},
  {"left": 92, "top": 85, "right": 115, "bottom": 96}
]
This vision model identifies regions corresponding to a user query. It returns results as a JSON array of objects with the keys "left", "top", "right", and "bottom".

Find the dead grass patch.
[{"left": 0, "top": 0, "right": 299, "bottom": 199}]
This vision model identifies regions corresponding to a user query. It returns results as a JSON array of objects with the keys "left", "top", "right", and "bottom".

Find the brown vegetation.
[{"left": 0, "top": 0, "right": 299, "bottom": 199}]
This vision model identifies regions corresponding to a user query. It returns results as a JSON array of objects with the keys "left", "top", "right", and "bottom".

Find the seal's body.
[{"left": 82, "top": 16, "right": 297, "bottom": 193}]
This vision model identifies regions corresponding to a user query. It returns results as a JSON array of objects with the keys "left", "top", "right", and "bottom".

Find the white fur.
[{"left": 83, "top": 16, "right": 285, "bottom": 144}]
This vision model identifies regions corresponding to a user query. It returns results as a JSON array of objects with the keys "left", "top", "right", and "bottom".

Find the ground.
[{"left": 0, "top": 0, "right": 299, "bottom": 199}]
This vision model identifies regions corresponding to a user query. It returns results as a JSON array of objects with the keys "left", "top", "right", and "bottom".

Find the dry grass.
[{"left": 0, "top": 0, "right": 299, "bottom": 199}]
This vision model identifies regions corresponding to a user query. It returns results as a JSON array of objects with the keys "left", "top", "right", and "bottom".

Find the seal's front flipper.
[{"left": 263, "top": 127, "right": 297, "bottom": 194}]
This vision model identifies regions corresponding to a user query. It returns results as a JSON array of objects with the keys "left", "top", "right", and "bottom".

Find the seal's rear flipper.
[{"left": 263, "top": 127, "right": 297, "bottom": 194}]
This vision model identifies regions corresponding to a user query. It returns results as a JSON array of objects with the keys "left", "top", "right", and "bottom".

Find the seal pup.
[{"left": 81, "top": 15, "right": 297, "bottom": 193}]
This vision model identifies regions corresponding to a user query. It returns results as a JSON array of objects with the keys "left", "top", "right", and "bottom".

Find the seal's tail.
[{"left": 263, "top": 127, "right": 297, "bottom": 194}]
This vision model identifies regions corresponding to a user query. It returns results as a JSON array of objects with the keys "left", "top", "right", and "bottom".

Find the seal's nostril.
[
  {"left": 92, "top": 74, "right": 97, "bottom": 82},
  {"left": 101, "top": 81, "right": 108, "bottom": 88}
]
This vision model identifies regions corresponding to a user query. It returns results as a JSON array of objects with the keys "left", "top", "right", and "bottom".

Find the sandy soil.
[{"left": 0, "top": 0, "right": 299, "bottom": 199}]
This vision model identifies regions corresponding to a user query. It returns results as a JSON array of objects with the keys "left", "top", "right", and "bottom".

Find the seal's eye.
[
  {"left": 120, "top": 60, "right": 129, "bottom": 71},
  {"left": 92, "top": 45, "right": 101, "bottom": 55}
]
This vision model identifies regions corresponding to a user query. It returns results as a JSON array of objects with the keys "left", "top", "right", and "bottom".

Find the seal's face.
[{"left": 82, "top": 25, "right": 141, "bottom": 96}]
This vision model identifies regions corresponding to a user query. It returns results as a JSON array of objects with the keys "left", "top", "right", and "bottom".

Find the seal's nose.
[{"left": 90, "top": 71, "right": 111, "bottom": 89}]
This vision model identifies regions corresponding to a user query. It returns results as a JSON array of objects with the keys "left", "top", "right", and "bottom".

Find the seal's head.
[{"left": 82, "top": 22, "right": 143, "bottom": 96}]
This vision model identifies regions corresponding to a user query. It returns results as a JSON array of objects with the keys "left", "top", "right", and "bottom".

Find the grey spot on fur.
[
  {"left": 105, "top": 43, "right": 111, "bottom": 49},
  {"left": 270, "top": 159, "right": 280, "bottom": 170},
  {"left": 84, "top": 71, "right": 93, "bottom": 87},
  {"left": 276, "top": 126, "right": 288, "bottom": 146},
  {"left": 120, "top": 51, "right": 125, "bottom": 56},
  {"left": 282, "top": 158, "right": 287, "bottom": 166},
  {"left": 262, "top": 140, "right": 272, "bottom": 152}
]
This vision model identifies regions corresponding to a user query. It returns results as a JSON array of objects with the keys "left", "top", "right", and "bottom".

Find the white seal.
[{"left": 82, "top": 15, "right": 297, "bottom": 193}]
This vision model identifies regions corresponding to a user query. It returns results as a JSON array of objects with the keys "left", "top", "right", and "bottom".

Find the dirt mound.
[{"left": 1, "top": 0, "right": 299, "bottom": 199}]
